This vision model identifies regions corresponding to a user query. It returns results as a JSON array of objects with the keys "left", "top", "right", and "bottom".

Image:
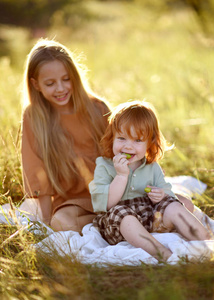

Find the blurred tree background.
[
  {"left": 0, "top": 0, "right": 78, "bottom": 29},
  {"left": 0, "top": 0, "right": 214, "bottom": 34},
  {"left": 0, "top": 0, "right": 214, "bottom": 57},
  {"left": 0, "top": 0, "right": 214, "bottom": 65}
]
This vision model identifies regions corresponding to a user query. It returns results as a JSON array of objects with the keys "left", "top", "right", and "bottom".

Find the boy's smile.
[{"left": 113, "top": 125, "right": 148, "bottom": 170}]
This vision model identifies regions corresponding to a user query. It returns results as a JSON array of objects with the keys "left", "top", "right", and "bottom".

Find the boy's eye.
[
  {"left": 136, "top": 139, "right": 143, "bottom": 142},
  {"left": 118, "top": 137, "right": 125, "bottom": 140}
]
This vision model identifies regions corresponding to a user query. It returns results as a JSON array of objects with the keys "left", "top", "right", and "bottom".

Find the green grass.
[{"left": 0, "top": 1, "right": 214, "bottom": 299}]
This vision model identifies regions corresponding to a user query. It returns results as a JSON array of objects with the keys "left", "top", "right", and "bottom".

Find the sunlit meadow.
[{"left": 0, "top": 1, "right": 214, "bottom": 299}]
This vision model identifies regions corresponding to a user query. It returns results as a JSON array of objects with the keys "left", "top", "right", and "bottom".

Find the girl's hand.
[
  {"left": 113, "top": 153, "right": 129, "bottom": 177},
  {"left": 145, "top": 186, "right": 165, "bottom": 204}
]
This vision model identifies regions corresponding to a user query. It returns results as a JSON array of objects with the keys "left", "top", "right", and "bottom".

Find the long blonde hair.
[{"left": 22, "top": 39, "right": 108, "bottom": 197}]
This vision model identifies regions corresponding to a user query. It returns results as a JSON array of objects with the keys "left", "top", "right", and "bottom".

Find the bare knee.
[
  {"left": 50, "top": 206, "right": 80, "bottom": 232},
  {"left": 79, "top": 214, "right": 95, "bottom": 229},
  {"left": 164, "top": 201, "right": 185, "bottom": 217},
  {"left": 50, "top": 206, "right": 95, "bottom": 232},
  {"left": 50, "top": 215, "right": 79, "bottom": 232},
  {"left": 163, "top": 201, "right": 184, "bottom": 230},
  {"left": 176, "top": 194, "right": 194, "bottom": 213}
]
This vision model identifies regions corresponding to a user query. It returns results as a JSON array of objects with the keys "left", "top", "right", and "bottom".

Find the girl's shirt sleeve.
[
  {"left": 94, "top": 98, "right": 111, "bottom": 128},
  {"left": 89, "top": 157, "right": 115, "bottom": 212},
  {"left": 21, "top": 112, "right": 54, "bottom": 198}
]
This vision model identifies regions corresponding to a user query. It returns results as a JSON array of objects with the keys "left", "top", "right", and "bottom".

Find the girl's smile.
[{"left": 55, "top": 93, "right": 69, "bottom": 102}]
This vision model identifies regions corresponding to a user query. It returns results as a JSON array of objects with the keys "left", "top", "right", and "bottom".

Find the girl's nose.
[{"left": 56, "top": 81, "right": 64, "bottom": 92}]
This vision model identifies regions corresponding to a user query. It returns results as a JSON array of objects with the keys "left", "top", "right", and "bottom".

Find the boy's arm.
[
  {"left": 89, "top": 155, "right": 129, "bottom": 212},
  {"left": 89, "top": 157, "right": 113, "bottom": 212},
  {"left": 147, "top": 163, "right": 177, "bottom": 203},
  {"left": 107, "top": 173, "right": 128, "bottom": 210},
  {"left": 107, "top": 153, "right": 129, "bottom": 210}
]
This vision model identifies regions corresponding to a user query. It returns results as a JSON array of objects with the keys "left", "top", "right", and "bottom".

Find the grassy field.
[{"left": 0, "top": 1, "right": 214, "bottom": 299}]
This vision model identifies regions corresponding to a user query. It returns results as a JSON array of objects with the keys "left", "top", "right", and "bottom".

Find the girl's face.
[
  {"left": 31, "top": 60, "right": 73, "bottom": 113},
  {"left": 113, "top": 125, "right": 148, "bottom": 169}
]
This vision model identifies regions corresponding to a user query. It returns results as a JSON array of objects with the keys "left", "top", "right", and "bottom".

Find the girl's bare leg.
[
  {"left": 120, "top": 215, "right": 172, "bottom": 261},
  {"left": 163, "top": 202, "right": 211, "bottom": 240},
  {"left": 50, "top": 206, "right": 95, "bottom": 232}
]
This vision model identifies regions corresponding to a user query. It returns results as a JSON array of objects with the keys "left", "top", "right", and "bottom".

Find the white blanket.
[{"left": 1, "top": 176, "right": 214, "bottom": 265}]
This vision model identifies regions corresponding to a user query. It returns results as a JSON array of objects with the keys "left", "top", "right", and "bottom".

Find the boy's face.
[{"left": 113, "top": 125, "right": 148, "bottom": 167}]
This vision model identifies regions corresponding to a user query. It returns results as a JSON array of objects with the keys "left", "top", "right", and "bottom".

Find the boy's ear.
[{"left": 30, "top": 78, "right": 40, "bottom": 91}]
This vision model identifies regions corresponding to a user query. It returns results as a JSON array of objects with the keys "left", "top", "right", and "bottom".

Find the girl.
[
  {"left": 89, "top": 101, "right": 211, "bottom": 261},
  {"left": 20, "top": 38, "right": 110, "bottom": 232}
]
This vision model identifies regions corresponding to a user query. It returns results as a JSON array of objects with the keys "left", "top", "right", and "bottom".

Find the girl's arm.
[
  {"left": 107, "top": 153, "right": 129, "bottom": 210},
  {"left": 38, "top": 195, "right": 52, "bottom": 225},
  {"left": 19, "top": 195, "right": 52, "bottom": 225}
]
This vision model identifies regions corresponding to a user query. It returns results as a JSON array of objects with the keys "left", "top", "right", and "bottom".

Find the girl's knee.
[
  {"left": 50, "top": 206, "right": 95, "bottom": 232},
  {"left": 79, "top": 213, "right": 95, "bottom": 228},
  {"left": 50, "top": 206, "right": 80, "bottom": 231},
  {"left": 50, "top": 215, "right": 79, "bottom": 231}
]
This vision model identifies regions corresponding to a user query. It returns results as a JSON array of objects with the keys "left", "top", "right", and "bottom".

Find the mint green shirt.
[{"left": 89, "top": 156, "right": 176, "bottom": 212}]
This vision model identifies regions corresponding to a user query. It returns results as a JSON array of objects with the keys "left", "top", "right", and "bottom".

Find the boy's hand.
[
  {"left": 113, "top": 153, "right": 129, "bottom": 177},
  {"left": 145, "top": 186, "right": 165, "bottom": 203}
]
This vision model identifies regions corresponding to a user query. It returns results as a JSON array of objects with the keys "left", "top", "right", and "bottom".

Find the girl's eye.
[
  {"left": 46, "top": 82, "right": 54, "bottom": 86},
  {"left": 63, "top": 77, "right": 70, "bottom": 81},
  {"left": 136, "top": 139, "right": 142, "bottom": 142}
]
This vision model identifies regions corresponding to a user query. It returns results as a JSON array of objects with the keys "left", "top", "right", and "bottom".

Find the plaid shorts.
[{"left": 93, "top": 195, "right": 182, "bottom": 245}]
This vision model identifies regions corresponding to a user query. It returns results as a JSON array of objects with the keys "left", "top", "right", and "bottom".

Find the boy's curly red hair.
[{"left": 100, "top": 100, "right": 170, "bottom": 164}]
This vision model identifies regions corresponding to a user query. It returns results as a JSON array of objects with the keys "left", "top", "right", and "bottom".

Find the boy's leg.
[
  {"left": 120, "top": 215, "right": 172, "bottom": 261},
  {"left": 175, "top": 194, "right": 194, "bottom": 213},
  {"left": 163, "top": 202, "right": 211, "bottom": 240}
]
